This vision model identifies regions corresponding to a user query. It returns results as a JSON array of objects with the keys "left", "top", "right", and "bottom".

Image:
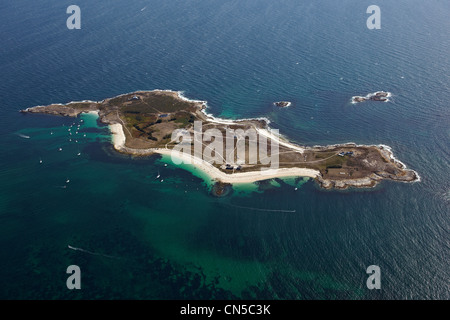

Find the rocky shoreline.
[{"left": 316, "top": 168, "right": 418, "bottom": 190}]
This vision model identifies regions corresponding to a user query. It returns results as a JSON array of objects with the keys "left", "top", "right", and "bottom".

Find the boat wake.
[
  {"left": 68, "top": 245, "right": 121, "bottom": 259},
  {"left": 226, "top": 204, "right": 296, "bottom": 213}
]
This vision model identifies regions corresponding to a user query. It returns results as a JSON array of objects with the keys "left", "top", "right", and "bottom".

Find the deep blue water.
[{"left": 0, "top": 0, "right": 448, "bottom": 299}]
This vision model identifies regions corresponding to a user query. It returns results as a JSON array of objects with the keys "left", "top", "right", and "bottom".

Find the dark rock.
[
  {"left": 274, "top": 101, "right": 291, "bottom": 108},
  {"left": 210, "top": 182, "right": 233, "bottom": 197}
]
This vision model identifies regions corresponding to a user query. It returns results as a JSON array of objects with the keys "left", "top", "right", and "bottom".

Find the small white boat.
[
  {"left": 39, "top": 159, "right": 43, "bottom": 164},
  {"left": 160, "top": 179, "right": 164, "bottom": 182},
  {"left": 58, "top": 148, "right": 62, "bottom": 151},
  {"left": 77, "top": 153, "right": 81, "bottom": 156},
  {"left": 66, "top": 179, "right": 70, "bottom": 183}
]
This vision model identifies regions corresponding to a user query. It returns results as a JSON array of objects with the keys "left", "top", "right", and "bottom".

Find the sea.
[{"left": 0, "top": 0, "right": 448, "bottom": 299}]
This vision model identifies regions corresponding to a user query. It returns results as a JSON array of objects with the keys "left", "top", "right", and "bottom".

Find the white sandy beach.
[
  {"left": 110, "top": 123, "right": 126, "bottom": 149},
  {"left": 108, "top": 122, "right": 319, "bottom": 184},
  {"left": 157, "top": 149, "right": 319, "bottom": 184}
]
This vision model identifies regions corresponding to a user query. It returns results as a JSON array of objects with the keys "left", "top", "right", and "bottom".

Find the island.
[
  {"left": 352, "top": 91, "right": 392, "bottom": 103},
  {"left": 20, "top": 90, "right": 419, "bottom": 191},
  {"left": 274, "top": 101, "right": 292, "bottom": 108}
]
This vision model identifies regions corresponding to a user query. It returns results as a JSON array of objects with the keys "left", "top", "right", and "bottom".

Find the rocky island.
[
  {"left": 20, "top": 90, "right": 419, "bottom": 190},
  {"left": 352, "top": 91, "right": 392, "bottom": 103},
  {"left": 274, "top": 101, "right": 292, "bottom": 108}
]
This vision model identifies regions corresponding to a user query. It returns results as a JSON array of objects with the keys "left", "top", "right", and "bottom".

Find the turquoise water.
[{"left": 0, "top": 0, "right": 448, "bottom": 299}]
